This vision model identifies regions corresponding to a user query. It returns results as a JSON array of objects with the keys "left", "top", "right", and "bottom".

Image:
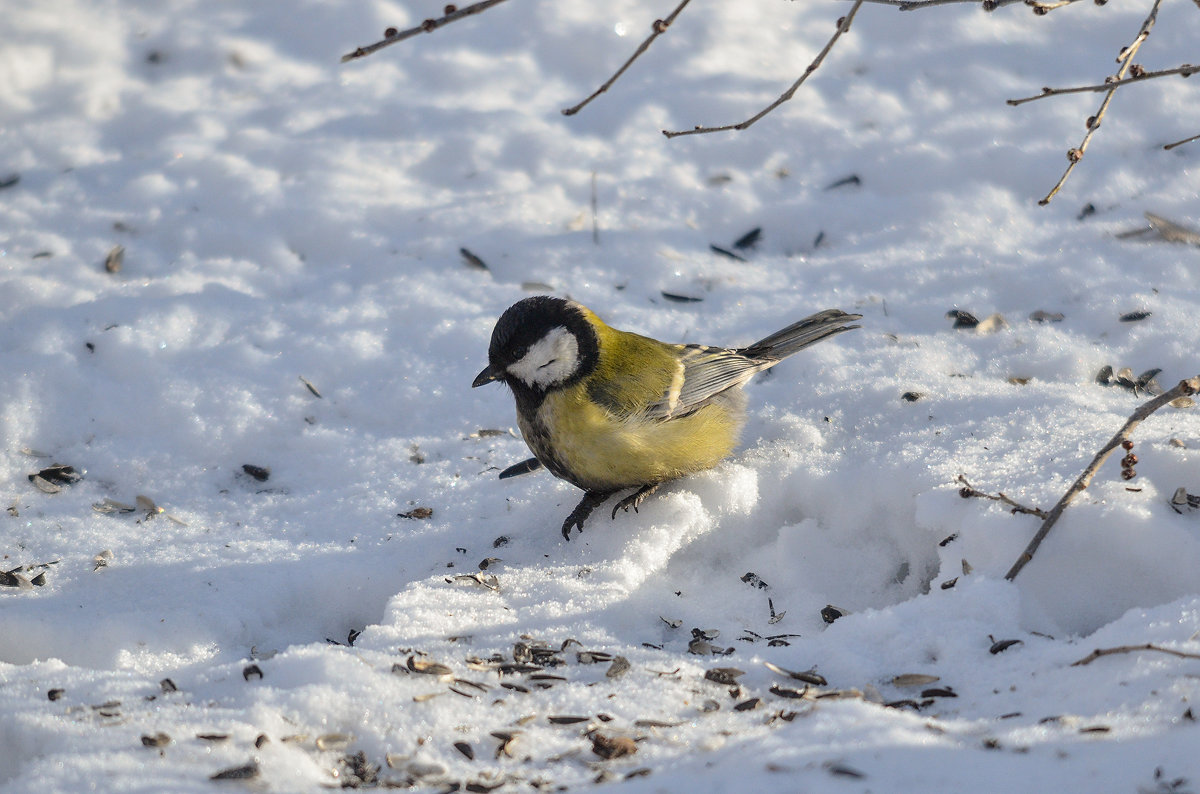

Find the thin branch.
[
  {"left": 1004, "top": 375, "right": 1200, "bottom": 581},
  {"left": 1165, "top": 131, "right": 1200, "bottom": 150},
  {"left": 854, "top": 0, "right": 1022, "bottom": 9},
  {"left": 340, "top": 0, "right": 511, "bottom": 63},
  {"left": 1070, "top": 643, "right": 1200, "bottom": 667},
  {"left": 1008, "top": 63, "right": 1200, "bottom": 106},
  {"left": 1025, "top": 0, "right": 1088, "bottom": 12},
  {"left": 663, "top": 0, "right": 865, "bottom": 139},
  {"left": 562, "top": 0, "right": 693, "bottom": 116},
  {"left": 1036, "top": 0, "right": 1162, "bottom": 205},
  {"left": 956, "top": 475, "right": 1048, "bottom": 519}
]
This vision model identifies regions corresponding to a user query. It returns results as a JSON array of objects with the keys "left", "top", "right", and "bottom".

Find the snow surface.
[{"left": 3, "top": 0, "right": 1200, "bottom": 791}]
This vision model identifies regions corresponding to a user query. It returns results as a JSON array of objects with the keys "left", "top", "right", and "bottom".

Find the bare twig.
[
  {"left": 956, "top": 475, "right": 1048, "bottom": 519},
  {"left": 1165, "top": 131, "right": 1200, "bottom": 150},
  {"left": 1025, "top": 0, "right": 1088, "bottom": 12},
  {"left": 1004, "top": 375, "right": 1200, "bottom": 581},
  {"left": 1070, "top": 643, "right": 1200, "bottom": 667},
  {"left": 562, "top": 0, "right": 693, "bottom": 116},
  {"left": 340, "top": 0, "right": 511, "bottom": 63},
  {"left": 855, "top": 0, "right": 1021, "bottom": 9},
  {"left": 1035, "top": 0, "right": 1163, "bottom": 205},
  {"left": 1008, "top": 63, "right": 1200, "bottom": 106},
  {"left": 663, "top": 0, "right": 865, "bottom": 139}
]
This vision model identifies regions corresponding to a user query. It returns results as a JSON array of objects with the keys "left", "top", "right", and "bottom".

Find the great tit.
[{"left": 472, "top": 296, "right": 861, "bottom": 539}]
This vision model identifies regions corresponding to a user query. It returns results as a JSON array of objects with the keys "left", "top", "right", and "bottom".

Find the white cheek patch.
[{"left": 508, "top": 326, "right": 580, "bottom": 388}]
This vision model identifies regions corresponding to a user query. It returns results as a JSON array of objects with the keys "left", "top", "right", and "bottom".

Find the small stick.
[
  {"left": 340, "top": 0, "right": 511, "bottom": 63},
  {"left": 663, "top": 0, "right": 865, "bottom": 139},
  {"left": 1004, "top": 376, "right": 1200, "bottom": 581},
  {"left": 854, "top": 0, "right": 1022, "bottom": 9},
  {"left": 1070, "top": 643, "right": 1200, "bottom": 667},
  {"left": 1008, "top": 64, "right": 1200, "bottom": 106},
  {"left": 956, "top": 475, "right": 1048, "bottom": 519},
  {"left": 562, "top": 0, "right": 693, "bottom": 116},
  {"left": 1035, "top": 0, "right": 1162, "bottom": 206},
  {"left": 1164, "top": 131, "right": 1200, "bottom": 151},
  {"left": 1025, "top": 0, "right": 1087, "bottom": 11}
]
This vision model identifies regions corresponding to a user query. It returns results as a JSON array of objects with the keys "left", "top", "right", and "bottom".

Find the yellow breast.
[{"left": 521, "top": 383, "right": 744, "bottom": 491}]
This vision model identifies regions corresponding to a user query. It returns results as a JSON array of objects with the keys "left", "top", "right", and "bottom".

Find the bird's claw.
[
  {"left": 610, "top": 484, "right": 661, "bottom": 520},
  {"left": 561, "top": 490, "right": 616, "bottom": 540}
]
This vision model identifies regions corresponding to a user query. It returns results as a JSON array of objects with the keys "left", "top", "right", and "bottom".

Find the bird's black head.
[{"left": 472, "top": 297, "right": 600, "bottom": 403}]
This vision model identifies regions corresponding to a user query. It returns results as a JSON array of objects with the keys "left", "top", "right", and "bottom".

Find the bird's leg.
[
  {"left": 561, "top": 490, "right": 617, "bottom": 540},
  {"left": 611, "top": 483, "right": 661, "bottom": 519}
]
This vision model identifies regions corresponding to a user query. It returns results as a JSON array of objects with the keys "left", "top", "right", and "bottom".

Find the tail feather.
[{"left": 738, "top": 309, "right": 862, "bottom": 361}]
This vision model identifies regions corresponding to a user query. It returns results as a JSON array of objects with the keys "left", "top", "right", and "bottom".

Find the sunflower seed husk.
[
  {"left": 891, "top": 673, "right": 940, "bottom": 688},
  {"left": 704, "top": 668, "right": 744, "bottom": 686},
  {"left": 407, "top": 657, "right": 453, "bottom": 678},
  {"left": 316, "top": 733, "right": 353, "bottom": 751},
  {"left": 606, "top": 656, "right": 631, "bottom": 679},
  {"left": 104, "top": 245, "right": 124, "bottom": 273},
  {"left": 210, "top": 761, "right": 259, "bottom": 780},
  {"left": 591, "top": 733, "right": 637, "bottom": 760},
  {"left": 763, "top": 662, "right": 827, "bottom": 686}
]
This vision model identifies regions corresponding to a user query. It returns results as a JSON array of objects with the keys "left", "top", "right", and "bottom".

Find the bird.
[{"left": 472, "top": 296, "right": 861, "bottom": 539}]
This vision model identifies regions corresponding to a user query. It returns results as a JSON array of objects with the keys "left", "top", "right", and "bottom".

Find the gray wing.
[{"left": 642, "top": 344, "right": 762, "bottom": 421}]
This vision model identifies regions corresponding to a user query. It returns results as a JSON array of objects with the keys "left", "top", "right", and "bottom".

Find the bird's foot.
[
  {"left": 611, "top": 483, "right": 661, "bottom": 519},
  {"left": 561, "top": 490, "right": 616, "bottom": 540}
]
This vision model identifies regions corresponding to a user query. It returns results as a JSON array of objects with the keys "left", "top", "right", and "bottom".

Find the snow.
[{"left": 3, "top": 0, "right": 1200, "bottom": 791}]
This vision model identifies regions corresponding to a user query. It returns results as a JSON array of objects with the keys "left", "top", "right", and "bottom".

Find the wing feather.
[{"left": 642, "top": 345, "right": 761, "bottom": 420}]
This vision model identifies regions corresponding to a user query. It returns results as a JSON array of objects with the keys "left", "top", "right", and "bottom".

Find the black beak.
[{"left": 472, "top": 364, "right": 503, "bottom": 388}]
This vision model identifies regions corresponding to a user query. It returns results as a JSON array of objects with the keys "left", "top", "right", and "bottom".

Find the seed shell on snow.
[
  {"left": 315, "top": 732, "right": 353, "bottom": 751},
  {"left": 946, "top": 309, "right": 979, "bottom": 329},
  {"left": 590, "top": 732, "right": 637, "bottom": 760},
  {"left": 704, "top": 667, "right": 745, "bottom": 686},
  {"left": 140, "top": 732, "right": 171, "bottom": 748},
  {"left": 448, "top": 572, "right": 500, "bottom": 591},
  {"left": 490, "top": 731, "right": 520, "bottom": 758},
  {"left": 821, "top": 605, "right": 847, "bottom": 624},
  {"left": 209, "top": 761, "right": 260, "bottom": 780},
  {"left": 606, "top": 656, "right": 631, "bottom": 679},
  {"left": 103, "top": 244, "right": 124, "bottom": 273},
  {"left": 406, "top": 656, "right": 454, "bottom": 678},
  {"left": 240, "top": 463, "right": 270, "bottom": 482},
  {"left": 92, "top": 498, "right": 137, "bottom": 514},
  {"left": 764, "top": 661, "right": 827, "bottom": 686},
  {"left": 989, "top": 638, "right": 1023, "bottom": 654},
  {"left": 548, "top": 715, "right": 590, "bottom": 725},
  {"left": 891, "top": 673, "right": 940, "bottom": 688},
  {"left": 576, "top": 650, "right": 613, "bottom": 664},
  {"left": 460, "top": 247, "right": 489, "bottom": 271},
  {"left": 768, "top": 683, "right": 808, "bottom": 699}
]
